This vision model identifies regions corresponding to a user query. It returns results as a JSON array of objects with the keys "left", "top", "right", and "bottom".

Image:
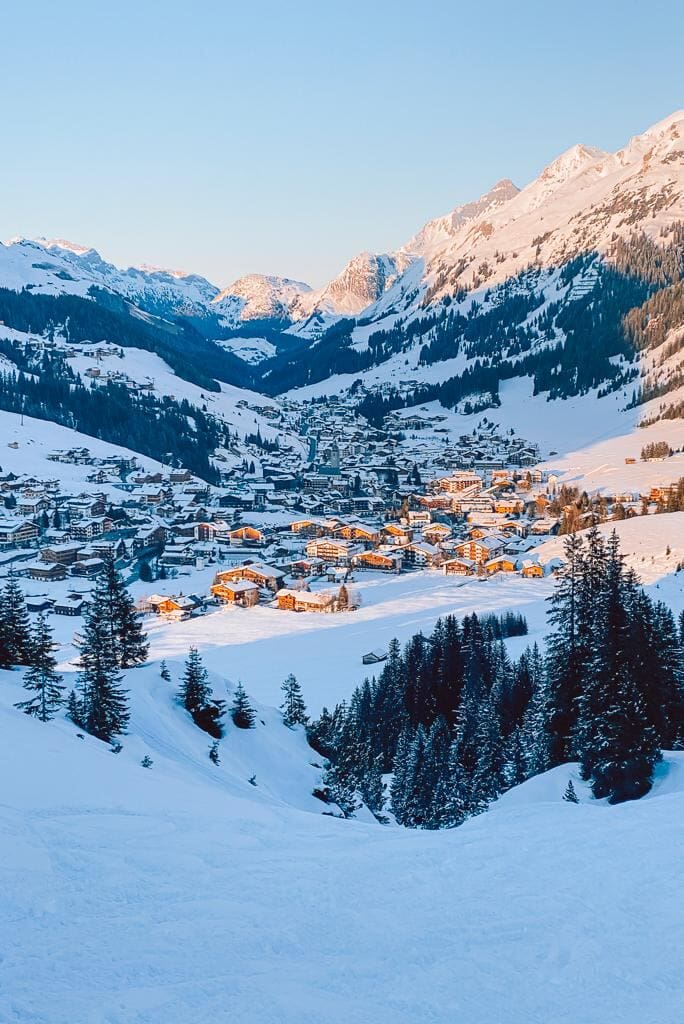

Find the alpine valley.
[{"left": 2, "top": 110, "right": 684, "bottom": 1024}]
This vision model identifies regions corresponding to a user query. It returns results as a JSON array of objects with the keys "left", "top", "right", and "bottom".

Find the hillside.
[
  {"left": 1, "top": 111, "right": 684, "bottom": 476},
  {"left": 1, "top": 665, "right": 682, "bottom": 1023}
]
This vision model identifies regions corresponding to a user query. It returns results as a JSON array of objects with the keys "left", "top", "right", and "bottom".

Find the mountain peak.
[
  {"left": 38, "top": 237, "right": 95, "bottom": 257},
  {"left": 537, "top": 143, "right": 608, "bottom": 186}
]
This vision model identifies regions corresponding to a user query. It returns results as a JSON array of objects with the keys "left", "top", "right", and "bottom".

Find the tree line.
[{"left": 308, "top": 529, "right": 684, "bottom": 823}]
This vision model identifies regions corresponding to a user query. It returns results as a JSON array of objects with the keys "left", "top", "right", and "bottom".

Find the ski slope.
[{"left": 0, "top": 665, "right": 682, "bottom": 1024}]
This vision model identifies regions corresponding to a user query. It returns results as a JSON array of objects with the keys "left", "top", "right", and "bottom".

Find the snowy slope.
[
  {"left": 1, "top": 671, "right": 682, "bottom": 1024},
  {"left": 534, "top": 513, "right": 684, "bottom": 585}
]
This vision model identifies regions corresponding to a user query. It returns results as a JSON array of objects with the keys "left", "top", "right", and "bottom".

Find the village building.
[
  {"left": 210, "top": 578, "right": 260, "bottom": 607},
  {"left": 0, "top": 519, "right": 40, "bottom": 547},
  {"left": 443, "top": 556, "right": 476, "bottom": 576},
  {"left": 276, "top": 588, "right": 338, "bottom": 613},
  {"left": 213, "top": 562, "right": 285, "bottom": 593},
  {"left": 352, "top": 549, "right": 403, "bottom": 572},
  {"left": 454, "top": 535, "right": 506, "bottom": 564}
]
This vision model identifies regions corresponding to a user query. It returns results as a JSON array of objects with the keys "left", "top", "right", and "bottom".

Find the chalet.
[
  {"left": 332, "top": 522, "right": 380, "bottom": 544},
  {"left": 521, "top": 560, "right": 544, "bottom": 578},
  {"left": 454, "top": 536, "right": 505, "bottom": 564},
  {"left": 289, "top": 557, "right": 326, "bottom": 578},
  {"left": 40, "top": 542, "right": 83, "bottom": 565},
  {"left": 381, "top": 524, "right": 412, "bottom": 546},
  {"left": 71, "top": 516, "right": 113, "bottom": 541},
  {"left": 159, "top": 543, "right": 195, "bottom": 567},
  {"left": 214, "top": 562, "right": 284, "bottom": 593},
  {"left": 305, "top": 538, "right": 356, "bottom": 566},
  {"left": 66, "top": 495, "right": 107, "bottom": 519},
  {"left": 362, "top": 649, "right": 388, "bottom": 665},
  {"left": 17, "top": 496, "right": 50, "bottom": 516},
  {"left": 404, "top": 541, "right": 442, "bottom": 568},
  {"left": 484, "top": 556, "right": 517, "bottom": 574},
  {"left": 437, "top": 472, "right": 483, "bottom": 493},
  {"left": 229, "top": 525, "right": 264, "bottom": 546},
  {"left": 422, "top": 523, "right": 452, "bottom": 544},
  {"left": 25, "top": 596, "right": 54, "bottom": 613},
  {"left": 352, "top": 549, "right": 403, "bottom": 573},
  {"left": 0, "top": 519, "right": 39, "bottom": 547},
  {"left": 132, "top": 524, "right": 167, "bottom": 555},
  {"left": 276, "top": 588, "right": 337, "bottom": 613},
  {"left": 210, "top": 579, "right": 260, "bottom": 607},
  {"left": 54, "top": 597, "right": 85, "bottom": 616},
  {"left": 443, "top": 557, "right": 475, "bottom": 577},
  {"left": 26, "top": 561, "right": 67, "bottom": 582},
  {"left": 149, "top": 594, "right": 204, "bottom": 616},
  {"left": 407, "top": 510, "right": 431, "bottom": 527},
  {"left": 529, "top": 518, "right": 560, "bottom": 536},
  {"left": 71, "top": 557, "right": 106, "bottom": 578},
  {"left": 290, "top": 519, "right": 327, "bottom": 537},
  {"left": 494, "top": 498, "right": 525, "bottom": 515}
]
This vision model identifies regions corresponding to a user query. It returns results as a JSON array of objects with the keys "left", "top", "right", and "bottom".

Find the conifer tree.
[
  {"left": 76, "top": 601, "right": 130, "bottom": 742},
  {"left": 178, "top": 647, "right": 212, "bottom": 714},
  {"left": 159, "top": 659, "right": 171, "bottom": 682},
  {"left": 322, "top": 759, "right": 357, "bottom": 818},
  {"left": 441, "top": 737, "right": 469, "bottom": 828},
  {"left": 280, "top": 673, "right": 308, "bottom": 727},
  {"left": 389, "top": 724, "right": 413, "bottom": 823},
  {"left": 231, "top": 682, "right": 256, "bottom": 729},
  {"left": 94, "top": 555, "right": 149, "bottom": 668},
  {"left": 15, "top": 614, "right": 65, "bottom": 721},
  {"left": 545, "top": 532, "right": 586, "bottom": 763},
  {"left": 0, "top": 573, "right": 31, "bottom": 666},
  {"left": 563, "top": 779, "right": 579, "bottom": 803}
]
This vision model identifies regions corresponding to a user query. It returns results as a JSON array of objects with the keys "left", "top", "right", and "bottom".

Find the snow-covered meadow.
[{"left": 1, "top": 662, "right": 682, "bottom": 1024}]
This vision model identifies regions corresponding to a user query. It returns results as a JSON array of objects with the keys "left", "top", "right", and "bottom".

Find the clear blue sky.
[{"left": 3, "top": 0, "right": 683, "bottom": 288}]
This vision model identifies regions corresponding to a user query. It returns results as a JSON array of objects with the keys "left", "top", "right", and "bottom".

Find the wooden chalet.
[
  {"left": 213, "top": 562, "right": 284, "bottom": 593},
  {"left": 211, "top": 579, "right": 260, "bottom": 607},
  {"left": 276, "top": 588, "right": 337, "bottom": 613},
  {"left": 443, "top": 557, "right": 475, "bottom": 576},
  {"left": 352, "top": 549, "right": 403, "bottom": 572},
  {"left": 454, "top": 536, "right": 505, "bottom": 564},
  {"left": 381, "top": 523, "right": 412, "bottom": 545},
  {"left": 229, "top": 525, "right": 264, "bottom": 546},
  {"left": 484, "top": 556, "right": 517, "bottom": 574}
]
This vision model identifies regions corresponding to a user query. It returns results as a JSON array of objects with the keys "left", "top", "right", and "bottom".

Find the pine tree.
[
  {"left": 0, "top": 573, "right": 31, "bottom": 666},
  {"left": 15, "top": 614, "right": 65, "bottom": 721},
  {"left": 159, "top": 659, "right": 171, "bottom": 682},
  {"left": 389, "top": 724, "right": 413, "bottom": 823},
  {"left": 322, "top": 759, "right": 357, "bottom": 818},
  {"left": 280, "top": 673, "right": 308, "bottom": 727},
  {"left": 178, "top": 647, "right": 212, "bottom": 714},
  {"left": 358, "top": 748, "right": 385, "bottom": 816},
  {"left": 141, "top": 754, "right": 153, "bottom": 768},
  {"left": 231, "top": 682, "right": 256, "bottom": 729},
  {"left": 76, "top": 602, "right": 130, "bottom": 743},
  {"left": 545, "top": 532, "right": 586, "bottom": 764},
  {"left": 520, "top": 643, "right": 550, "bottom": 776},
  {"left": 441, "top": 737, "right": 470, "bottom": 827},
  {"left": 92, "top": 555, "right": 149, "bottom": 668},
  {"left": 563, "top": 779, "right": 579, "bottom": 803},
  {"left": 209, "top": 741, "right": 220, "bottom": 765}
]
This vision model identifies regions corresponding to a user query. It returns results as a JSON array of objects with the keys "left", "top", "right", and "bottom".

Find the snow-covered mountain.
[
  {"left": 213, "top": 272, "right": 312, "bottom": 323},
  {"left": 0, "top": 237, "right": 222, "bottom": 323},
  {"left": 1, "top": 110, "right": 683, "bottom": 381}
]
